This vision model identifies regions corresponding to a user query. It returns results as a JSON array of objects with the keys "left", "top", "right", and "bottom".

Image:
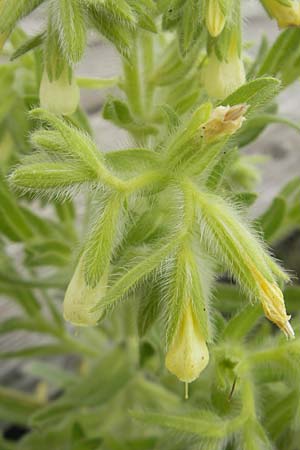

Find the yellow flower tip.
[
  {"left": 39, "top": 68, "right": 80, "bottom": 115},
  {"left": 260, "top": 282, "right": 295, "bottom": 338},
  {"left": 263, "top": 0, "right": 300, "bottom": 28},
  {"left": 205, "top": 0, "right": 226, "bottom": 37},
  {"left": 203, "top": 104, "right": 248, "bottom": 141},
  {"left": 250, "top": 265, "right": 295, "bottom": 338},
  {"left": 165, "top": 304, "right": 209, "bottom": 383},
  {"left": 63, "top": 258, "right": 106, "bottom": 327}
]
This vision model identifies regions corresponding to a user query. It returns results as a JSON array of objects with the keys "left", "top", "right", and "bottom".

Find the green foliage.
[{"left": 1, "top": 2, "right": 300, "bottom": 450}]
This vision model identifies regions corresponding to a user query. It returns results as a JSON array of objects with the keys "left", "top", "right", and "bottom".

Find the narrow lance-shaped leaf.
[
  {"left": 131, "top": 410, "right": 229, "bottom": 438},
  {"left": 54, "top": 0, "right": 86, "bottom": 64},
  {"left": 0, "top": 386, "right": 43, "bottom": 426},
  {"left": 91, "top": 235, "right": 184, "bottom": 313},
  {"left": 83, "top": 193, "right": 124, "bottom": 287},
  {"left": 85, "top": 0, "right": 137, "bottom": 28},
  {"left": 221, "top": 77, "right": 281, "bottom": 116},
  {"left": 87, "top": 4, "right": 133, "bottom": 59},
  {"left": 0, "top": 175, "right": 33, "bottom": 241},
  {"left": 29, "top": 109, "right": 125, "bottom": 189},
  {"left": 10, "top": 162, "right": 96, "bottom": 194},
  {"left": 0, "top": 0, "right": 45, "bottom": 33},
  {"left": 10, "top": 31, "right": 45, "bottom": 61},
  {"left": 258, "top": 196, "right": 287, "bottom": 241}
]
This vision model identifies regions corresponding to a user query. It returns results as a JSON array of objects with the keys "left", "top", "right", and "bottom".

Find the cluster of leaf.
[
  {"left": 2, "top": 285, "right": 300, "bottom": 450},
  {"left": 0, "top": 0, "right": 157, "bottom": 76},
  {"left": 1, "top": 5, "right": 300, "bottom": 450}
]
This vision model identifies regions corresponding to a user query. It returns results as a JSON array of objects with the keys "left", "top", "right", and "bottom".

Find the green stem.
[{"left": 123, "top": 40, "right": 143, "bottom": 118}]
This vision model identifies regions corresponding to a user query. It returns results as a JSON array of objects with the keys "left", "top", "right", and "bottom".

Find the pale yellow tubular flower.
[
  {"left": 63, "top": 257, "right": 107, "bottom": 327},
  {"left": 165, "top": 303, "right": 209, "bottom": 383},
  {"left": 203, "top": 104, "right": 248, "bottom": 142},
  {"left": 249, "top": 264, "right": 294, "bottom": 338},
  {"left": 205, "top": 0, "right": 226, "bottom": 37},
  {"left": 40, "top": 67, "right": 80, "bottom": 115},
  {"left": 262, "top": 0, "right": 300, "bottom": 28},
  {"left": 203, "top": 36, "right": 246, "bottom": 99}
]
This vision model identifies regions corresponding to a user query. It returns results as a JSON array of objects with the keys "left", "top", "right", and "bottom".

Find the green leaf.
[
  {"left": 55, "top": 0, "right": 86, "bottom": 64},
  {"left": 236, "top": 112, "right": 300, "bottom": 148},
  {"left": 85, "top": 0, "right": 137, "bottom": 28},
  {"left": 103, "top": 97, "right": 134, "bottom": 125},
  {"left": 0, "top": 386, "right": 42, "bottom": 426},
  {"left": 0, "top": 345, "right": 76, "bottom": 359},
  {"left": 137, "top": 284, "right": 161, "bottom": 337},
  {"left": 221, "top": 77, "right": 281, "bottom": 115},
  {"left": 131, "top": 410, "right": 228, "bottom": 438},
  {"left": 284, "top": 285, "right": 300, "bottom": 311},
  {"left": 258, "top": 196, "right": 287, "bottom": 241},
  {"left": 10, "top": 162, "right": 95, "bottom": 194},
  {"left": 24, "top": 362, "right": 77, "bottom": 388},
  {"left": 247, "top": 35, "right": 269, "bottom": 80},
  {"left": 106, "top": 148, "right": 160, "bottom": 176},
  {"left": 83, "top": 194, "right": 124, "bottom": 287},
  {"left": 0, "top": 317, "right": 53, "bottom": 336},
  {"left": 87, "top": 4, "right": 133, "bottom": 59},
  {"left": 127, "top": 0, "right": 157, "bottom": 33},
  {"left": 0, "top": 275, "right": 41, "bottom": 314},
  {"left": 258, "top": 29, "right": 300, "bottom": 83},
  {"left": 28, "top": 109, "right": 124, "bottom": 190},
  {"left": 232, "top": 192, "right": 258, "bottom": 208},
  {"left": 31, "top": 346, "right": 132, "bottom": 427},
  {"left": 0, "top": 175, "right": 33, "bottom": 241},
  {"left": 29, "top": 109, "right": 103, "bottom": 172},
  {"left": 280, "top": 176, "right": 300, "bottom": 202},
  {"left": 92, "top": 235, "right": 183, "bottom": 313},
  {"left": 10, "top": 31, "right": 45, "bottom": 61},
  {"left": 103, "top": 98, "right": 158, "bottom": 135},
  {"left": 0, "top": 0, "right": 45, "bottom": 33},
  {"left": 222, "top": 303, "right": 262, "bottom": 341}
]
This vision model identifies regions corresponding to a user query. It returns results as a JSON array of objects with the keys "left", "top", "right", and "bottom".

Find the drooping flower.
[
  {"left": 249, "top": 264, "right": 294, "bottom": 338},
  {"left": 39, "top": 67, "right": 79, "bottom": 115},
  {"left": 63, "top": 256, "right": 107, "bottom": 326},
  {"left": 203, "top": 36, "right": 246, "bottom": 99},
  {"left": 165, "top": 303, "right": 209, "bottom": 383},
  {"left": 261, "top": 0, "right": 300, "bottom": 28}
]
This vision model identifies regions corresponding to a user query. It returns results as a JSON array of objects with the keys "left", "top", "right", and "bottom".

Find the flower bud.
[
  {"left": 205, "top": 0, "right": 226, "bottom": 37},
  {"left": 261, "top": 0, "right": 300, "bottom": 28},
  {"left": 203, "top": 104, "right": 248, "bottom": 142},
  {"left": 193, "top": 189, "right": 294, "bottom": 338},
  {"left": 39, "top": 67, "right": 79, "bottom": 115},
  {"left": 203, "top": 38, "right": 246, "bottom": 99},
  {"left": 165, "top": 304, "right": 209, "bottom": 383},
  {"left": 63, "top": 257, "right": 107, "bottom": 326},
  {"left": 249, "top": 264, "right": 294, "bottom": 338}
]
